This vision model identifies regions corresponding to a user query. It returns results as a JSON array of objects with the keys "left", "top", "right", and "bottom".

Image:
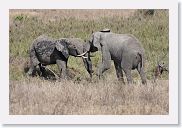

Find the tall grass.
[{"left": 10, "top": 76, "right": 168, "bottom": 115}]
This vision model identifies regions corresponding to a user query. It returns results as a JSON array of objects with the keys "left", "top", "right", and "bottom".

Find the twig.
[{"left": 45, "top": 67, "right": 59, "bottom": 79}]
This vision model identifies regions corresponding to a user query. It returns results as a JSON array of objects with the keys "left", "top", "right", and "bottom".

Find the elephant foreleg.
[
  {"left": 38, "top": 64, "right": 47, "bottom": 78},
  {"left": 97, "top": 46, "right": 111, "bottom": 78},
  {"left": 82, "top": 54, "right": 93, "bottom": 78},
  {"left": 114, "top": 61, "right": 124, "bottom": 84},
  {"left": 97, "top": 59, "right": 111, "bottom": 79},
  {"left": 56, "top": 59, "right": 68, "bottom": 79}
]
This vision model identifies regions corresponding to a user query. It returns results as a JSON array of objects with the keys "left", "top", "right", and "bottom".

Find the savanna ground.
[{"left": 9, "top": 9, "right": 169, "bottom": 115}]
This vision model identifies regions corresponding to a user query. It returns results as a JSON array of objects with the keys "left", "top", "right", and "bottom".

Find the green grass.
[{"left": 9, "top": 9, "right": 169, "bottom": 80}]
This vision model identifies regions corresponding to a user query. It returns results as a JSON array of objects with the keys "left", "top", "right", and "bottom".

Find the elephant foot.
[
  {"left": 26, "top": 71, "right": 35, "bottom": 77},
  {"left": 142, "top": 80, "right": 147, "bottom": 85},
  {"left": 26, "top": 72, "right": 31, "bottom": 76},
  {"left": 127, "top": 80, "right": 133, "bottom": 85},
  {"left": 117, "top": 77, "right": 125, "bottom": 84},
  {"left": 118, "top": 80, "right": 125, "bottom": 85},
  {"left": 59, "top": 75, "right": 70, "bottom": 81}
]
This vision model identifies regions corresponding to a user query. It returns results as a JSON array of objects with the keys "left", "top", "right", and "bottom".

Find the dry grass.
[
  {"left": 9, "top": 9, "right": 136, "bottom": 21},
  {"left": 9, "top": 76, "right": 168, "bottom": 115}
]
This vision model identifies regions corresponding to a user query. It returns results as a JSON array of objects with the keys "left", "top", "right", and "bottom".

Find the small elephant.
[
  {"left": 84, "top": 29, "right": 147, "bottom": 84},
  {"left": 27, "top": 35, "right": 93, "bottom": 79}
]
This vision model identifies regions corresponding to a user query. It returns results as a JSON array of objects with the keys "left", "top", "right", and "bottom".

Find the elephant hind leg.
[
  {"left": 27, "top": 48, "right": 40, "bottom": 76},
  {"left": 137, "top": 63, "right": 147, "bottom": 84},
  {"left": 27, "top": 66, "right": 35, "bottom": 76},
  {"left": 27, "top": 62, "right": 38, "bottom": 76},
  {"left": 123, "top": 69, "right": 132, "bottom": 84},
  {"left": 121, "top": 60, "right": 133, "bottom": 84},
  {"left": 114, "top": 61, "right": 125, "bottom": 84}
]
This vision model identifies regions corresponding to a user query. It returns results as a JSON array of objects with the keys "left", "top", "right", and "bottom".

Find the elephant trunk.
[
  {"left": 83, "top": 42, "right": 91, "bottom": 53},
  {"left": 82, "top": 53, "right": 93, "bottom": 77}
]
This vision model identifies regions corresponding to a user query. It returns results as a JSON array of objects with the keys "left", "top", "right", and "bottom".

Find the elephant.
[
  {"left": 27, "top": 35, "right": 93, "bottom": 79},
  {"left": 83, "top": 29, "right": 147, "bottom": 84}
]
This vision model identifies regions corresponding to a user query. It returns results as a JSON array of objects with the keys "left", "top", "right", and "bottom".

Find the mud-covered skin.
[{"left": 27, "top": 35, "right": 93, "bottom": 79}]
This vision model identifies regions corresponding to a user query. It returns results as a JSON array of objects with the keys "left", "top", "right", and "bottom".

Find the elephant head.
[
  {"left": 84, "top": 29, "right": 110, "bottom": 53},
  {"left": 84, "top": 32, "right": 101, "bottom": 53},
  {"left": 55, "top": 38, "right": 93, "bottom": 77},
  {"left": 55, "top": 38, "right": 87, "bottom": 58}
]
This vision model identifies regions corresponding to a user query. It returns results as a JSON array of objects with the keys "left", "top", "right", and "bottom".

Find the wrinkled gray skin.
[
  {"left": 27, "top": 35, "right": 93, "bottom": 79},
  {"left": 84, "top": 31, "right": 147, "bottom": 84}
]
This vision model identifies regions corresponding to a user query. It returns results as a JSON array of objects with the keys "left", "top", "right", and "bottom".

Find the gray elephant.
[
  {"left": 84, "top": 29, "right": 147, "bottom": 84},
  {"left": 27, "top": 35, "right": 93, "bottom": 79}
]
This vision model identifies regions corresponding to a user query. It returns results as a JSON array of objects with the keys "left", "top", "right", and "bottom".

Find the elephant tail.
[{"left": 138, "top": 52, "right": 144, "bottom": 69}]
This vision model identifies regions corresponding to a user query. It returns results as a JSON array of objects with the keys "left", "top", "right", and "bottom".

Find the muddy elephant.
[
  {"left": 84, "top": 29, "right": 147, "bottom": 84},
  {"left": 27, "top": 35, "right": 93, "bottom": 79}
]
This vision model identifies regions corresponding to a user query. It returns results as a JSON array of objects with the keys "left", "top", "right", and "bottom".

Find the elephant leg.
[
  {"left": 27, "top": 59, "right": 39, "bottom": 76},
  {"left": 27, "top": 45, "right": 40, "bottom": 76},
  {"left": 114, "top": 61, "right": 124, "bottom": 83},
  {"left": 97, "top": 45, "right": 111, "bottom": 78},
  {"left": 137, "top": 63, "right": 147, "bottom": 84},
  {"left": 27, "top": 65, "right": 35, "bottom": 76},
  {"left": 123, "top": 68, "right": 132, "bottom": 84},
  {"left": 56, "top": 59, "right": 68, "bottom": 79},
  {"left": 97, "top": 60, "right": 111, "bottom": 78},
  {"left": 38, "top": 64, "right": 47, "bottom": 78},
  {"left": 82, "top": 54, "right": 93, "bottom": 78},
  {"left": 121, "top": 57, "right": 133, "bottom": 84}
]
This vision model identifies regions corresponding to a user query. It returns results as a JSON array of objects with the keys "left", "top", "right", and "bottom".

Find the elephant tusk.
[
  {"left": 81, "top": 56, "right": 88, "bottom": 59},
  {"left": 77, "top": 51, "right": 87, "bottom": 57}
]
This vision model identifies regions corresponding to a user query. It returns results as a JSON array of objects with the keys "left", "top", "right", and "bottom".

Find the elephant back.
[
  {"left": 32, "top": 35, "right": 55, "bottom": 48},
  {"left": 121, "top": 34, "right": 145, "bottom": 52},
  {"left": 66, "top": 38, "right": 85, "bottom": 48}
]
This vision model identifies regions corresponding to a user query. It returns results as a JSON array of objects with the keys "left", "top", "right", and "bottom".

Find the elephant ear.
[
  {"left": 93, "top": 32, "right": 102, "bottom": 51},
  {"left": 55, "top": 40, "right": 69, "bottom": 59},
  {"left": 84, "top": 42, "right": 91, "bottom": 52}
]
